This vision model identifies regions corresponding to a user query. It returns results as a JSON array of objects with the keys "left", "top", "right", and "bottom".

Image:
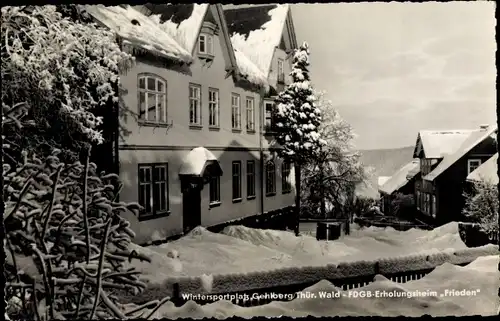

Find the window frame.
[
  {"left": 232, "top": 161, "right": 242, "bottom": 202},
  {"left": 246, "top": 160, "right": 256, "bottom": 199},
  {"left": 277, "top": 58, "right": 285, "bottom": 84},
  {"left": 209, "top": 175, "right": 221, "bottom": 208},
  {"left": 281, "top": 161, "right": 292, "bottom": 194},
  {"left": 266, "top": 160, "right": 276, "bottom": 196},
  {"left": 189, "top": 83, "right": 202, "bottom": 126},
  {"left": 431, "top": 194, "right": 437, "bottom": 218},
  {"left": 416, "top": 190, "right": 421, "bottom": 210},
  {"left": 264, "top": 100, "right": 275, "bottom": 133},
  {"left": 137, "top": 163, "right": 170, "bottom": 221},
  {"left": 246, "top": 96, "right": 255, "bottom": 132},
  {"left": 231, "top": 93, "right": 241, "bottom": 131},
  {"left": 198, "top": 33, "right": 214, "bottom": 56},
  {"left": 137, "top": 74, "right": 168, "bottom": 125},
  {"left": 208, "top": 88, "right": 220, "bottom": 128},
  {"left": 467, "top": 159, "right": 482, "bottom": 175}
]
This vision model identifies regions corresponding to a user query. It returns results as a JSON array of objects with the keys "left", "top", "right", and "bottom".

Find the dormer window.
[
  {"left": 467, "top": 159, "right": 481, "bottom": 175},
  {"left": 198, "top": 33, "right": 214, "bottom": 57}
]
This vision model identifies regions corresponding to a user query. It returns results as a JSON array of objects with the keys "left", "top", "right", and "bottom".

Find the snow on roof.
[
  {"left": 225, "top": 4, "right": 289, "bottom": 78},
  {"left": 179, "top": 147, "right": 219, "bottom": 176},
  {"left": 84, "top": 5, "right": 192, "bottom": 64},
  {"left": 424, "top": 125, "right": 497, "bottom": 182},
  {"left": 467, "top": 153, "right": 498, "bottom": 184},
  {"left": 145, "top": 4, "right": 209, "bottom": 54},
  {"left": 416, "top": 129, "right": 477, "bottom": 159},
  {"left": 378, "top": 176, "right": 391, "bottom": 187},
  {"left": 233, "top": 49, "right": 269, "bottom": 89},
  {"left": 379, "top": 160, "right": 420, "bottom": 195}
]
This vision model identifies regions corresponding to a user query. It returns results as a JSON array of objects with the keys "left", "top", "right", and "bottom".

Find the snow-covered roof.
[
  {"left": 224, "top": 4, "right": 290, "bottom": 78},
  {"left": 233, "top": 49, "right": 269, "bottom": 90},
  {"left": 414, "top": 130, "right": 477, "bottom": 159},
  {"left": 139, "top": 4, "right": 209, "bottom": 55},
  {"left": 466, "top": 153, "right": 498, "bottom": 185},
  {"left": 378, "top": 176, "right": 391, "bottom": 187},
  {"left": 84, "top": 5, "right": 192, "bottom": 63},
  {"left": 179, "top": 147, "right": 220, "bottom": 176},
  {"left": 379, "top": 160, "right": 420, "bottom": 195},
  {"left": 424, "top": 125, "right": 497, "bottom": 182}
]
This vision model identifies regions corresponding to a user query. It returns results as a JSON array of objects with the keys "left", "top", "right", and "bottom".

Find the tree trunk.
[
  {"left": 294, "top": 163, "right": 301, "bottom": 236},
  {"left": 319, "top": 162, "right": 326, "bottom": 219}
]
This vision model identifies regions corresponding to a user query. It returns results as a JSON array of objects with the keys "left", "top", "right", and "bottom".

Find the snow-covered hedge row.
[{"left": 128, "top": 245, "right": 498, "bottom": 303}]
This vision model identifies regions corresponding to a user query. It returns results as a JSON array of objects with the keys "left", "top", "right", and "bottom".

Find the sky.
[{"left": 291, "top": 1, "right": 496, "bottom": 150}]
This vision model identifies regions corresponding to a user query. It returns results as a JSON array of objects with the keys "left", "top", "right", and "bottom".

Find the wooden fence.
[{"left": 169, "top": 262, "right": 471, "bottom": 308}]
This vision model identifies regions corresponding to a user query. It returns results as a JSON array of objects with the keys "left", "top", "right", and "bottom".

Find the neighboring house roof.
[
  {"left": 224, "top": 4, "right": 291, "bottom": 79},
  {"left": 413, "top": 129, "right": 477, "bottom": 159},
  {"left": 84, "top": 5, "right": 192, "bottom": 63},
  {"left": 424, "top": 125, "right": 497, "bottom": 182},
  {"left": 379, "top": 160, "right": 420, "bottom": 195},
  {"left": 378, "top": 176, "right": 391, "bottom": 187},
  {"left": 466, "top": 153, "right": 499, "bottom": 185}
]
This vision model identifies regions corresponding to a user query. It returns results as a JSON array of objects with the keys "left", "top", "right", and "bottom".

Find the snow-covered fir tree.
[{"left": 273, "top": 42, "right": 325, "bottom": 235}]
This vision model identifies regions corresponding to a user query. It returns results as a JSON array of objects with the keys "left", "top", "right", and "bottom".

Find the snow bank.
[
  {"left": 124, "top": 223, "right": 498, "bottom": 303},
  {"left": 144, "top": 255, "right": 499, "bottom": 318},
  {"left": 84, "top": 5, "right": 192, "bottom": 63}
]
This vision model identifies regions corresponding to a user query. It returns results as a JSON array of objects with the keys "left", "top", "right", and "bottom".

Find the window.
[
  {"left": 246, "top": 97, "right": 255, "bottom": 132},
  {"left": 264, "top": 101, "right": 275, "bottom": 132},
  {"left": 416, "top": 190, "right": 421, "bottom": 210},
  {"left": 247, "top": 161, "right": 256, "bottom": 199},
  {"left": 467, "top": 159, "right": 481, "bottom": 175},
  {"left": 189, "top": 84, "right": 201, "bottom": 126},
  {"left": 198, "top": 33, "right": 214, "bottom": 55},
  {"left": 138, "top": 74, "right": 167, "bottom": 123},
  {"left": 231, "top": 94, "right": 241, "bottom": 130},
  {"left": 232, "top": 161, "right": 242, "bottom": 201},
  {"left": 266, "top": 161, "right": 276, "bottom": 196},
  {"left": 138, "top": 164, "right": 169, "bottom": 220},
  {"left": 277, "top": 58, "right": 285, "bottom": 83},
  {"left": 423, "top": 193, "right": 430, "bottom": 215},
  {"left": 209, "top": 175, "right": 220, "bottom": 206},
  {"left": 282, "top": 161, "right": 292, "bottom": 194},
  {"left": 431, "top": 194, "right": 436, "bottom": 218},
  {"left": 208, "top": 88, "right": 219, "bottom": 127}
]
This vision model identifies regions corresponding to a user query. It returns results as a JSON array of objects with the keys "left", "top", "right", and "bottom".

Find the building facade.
[{"left": 85, "top": 4, "right": 297, "bottom": 244}]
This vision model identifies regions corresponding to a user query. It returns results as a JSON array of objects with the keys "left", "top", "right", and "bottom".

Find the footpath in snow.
[{"left": 128, "top": 222, "right": 479, "bottom": 282}]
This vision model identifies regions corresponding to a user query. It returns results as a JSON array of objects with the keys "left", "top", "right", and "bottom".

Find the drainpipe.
[{"left": 259, "top": 87, "right": 265, "bottom": 218}]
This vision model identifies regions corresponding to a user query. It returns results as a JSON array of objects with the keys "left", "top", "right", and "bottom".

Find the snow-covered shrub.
[
  {"left": 1, "top": 5, "right": 134, "bottom": 163},
  {"left": 273, "top": 42, "right": 325, "bottom": 234},
  {"left": 462, "top": 179, "right": 498, "bottom": 236}
]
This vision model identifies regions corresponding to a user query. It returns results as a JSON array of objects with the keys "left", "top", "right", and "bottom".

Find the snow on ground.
[
  {"left": 128, "top": 222, "right": 475, "bottom": 285},
  {"left": 144, "top": 255, "right": 499, "bottom": 318}
]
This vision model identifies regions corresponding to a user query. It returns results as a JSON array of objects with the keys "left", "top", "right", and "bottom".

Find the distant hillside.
[{"left": 356, "top": 146, "right": 416, "bottom": 199}]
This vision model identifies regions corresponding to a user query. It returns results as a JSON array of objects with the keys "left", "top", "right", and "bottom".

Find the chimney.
[{"left": 479, "top": 124, "right": 489, "bottom": 130}]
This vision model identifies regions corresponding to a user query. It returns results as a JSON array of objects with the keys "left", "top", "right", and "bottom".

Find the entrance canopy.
[{"left": 179, "top": 147, "right": 223, "bottom": 177}]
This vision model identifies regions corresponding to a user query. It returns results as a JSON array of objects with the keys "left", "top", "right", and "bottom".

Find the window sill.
[
  {"left": 266, "top": 192, "right": 276, "bottom": 197},
  {"left": 209, "top": 126, "right": 220, "bottom": 131},
  {"left": 198, "top": 53, "right": 215, "bottom": 60},
  {"left": 232, "top": 128, "right": 242, "bottom": 133},
  {"left": 247, "top": 129, "right": 256, "bottom": 134},
  {"left": 247, "top": 195, "right": 256, "bottom": 200},
  {"left": 189, "top": 124, "right": 203, "bottom": 130},
  {"left": 282, "top": 190, "right": 292, "bottom": 194},
  {"left": 138, "top": 121, "right": 172, "bottom": 128},
  {"left": 209, "top": 201, "right": 221, "bottom": 209},
  {"left": 138, "top": 210, "right": 171, "bottom": 222},
  {"left": 264, "top": 131, "right": 277, "bottom": 136},
  {"left": 232, "top": 198, "right": 242, "bottom": 204}
]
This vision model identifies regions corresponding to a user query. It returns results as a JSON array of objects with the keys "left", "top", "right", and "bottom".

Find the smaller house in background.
[
  {"left": 467, "top": 153, "right": 498, "bottom": 185},
  {"left": 412, "top": 124, "right": 497, "bottom": 226},
  {"left": 378, "top": 160, "right": 420, "bottom": 215}
]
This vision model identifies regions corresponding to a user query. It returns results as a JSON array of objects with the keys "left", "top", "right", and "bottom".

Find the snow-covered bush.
[
  {"left": 1, "top": 5, "right": 133, "bottom": 163},
  {"left": 273, "top": 42, "right": 325, "bottom": 234},
  {"left": 462, "top": 180, "right": 498, "bottom": 236},
  {"left": 2, "top": 103, "right": 168, "bottom": 320}
]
